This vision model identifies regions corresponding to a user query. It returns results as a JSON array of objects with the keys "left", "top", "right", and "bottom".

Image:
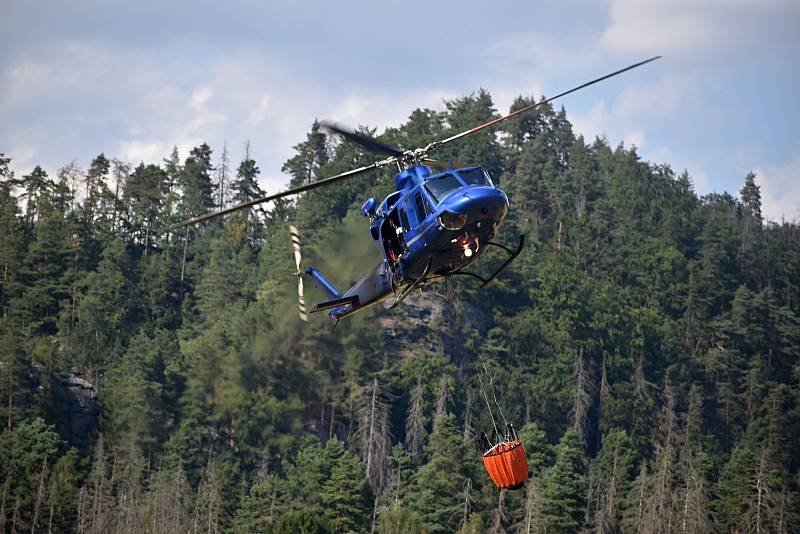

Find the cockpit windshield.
[
  {"left": 458, "top": 168, "right": 493, "bottom": 187},
  {"left": 424, "top": 174, "right": 462, "bottom": 203}
]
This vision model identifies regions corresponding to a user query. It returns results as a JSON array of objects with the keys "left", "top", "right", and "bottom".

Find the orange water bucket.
[{"left": 482, "top": 439, "right": 529, "bottom": 490}]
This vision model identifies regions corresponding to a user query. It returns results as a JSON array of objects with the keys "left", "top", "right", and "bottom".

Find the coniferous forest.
[{"left": 1, "top": 92, "right": 799, "bottom": 533}]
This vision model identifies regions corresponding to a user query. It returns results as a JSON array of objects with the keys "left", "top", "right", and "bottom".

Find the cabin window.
[
  {"left": 385, "top": 191, "right": 401, "bottom": 210},
  {"left": 399, "top": 208, "right": 410, "bottom": 233},
  {"left": 458, "top": 168, "right": 492, "bottom": 187},
  {"left": 413, "top": 192, "right": 428, "bottom": 224},
  {"left": 424, "top": 174, "right": 462, "bottom": 203}
]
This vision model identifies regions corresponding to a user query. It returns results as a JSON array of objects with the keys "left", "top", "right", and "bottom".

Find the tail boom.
[{"left": 306, "top": 267, "right": 341, "bottom": 300}]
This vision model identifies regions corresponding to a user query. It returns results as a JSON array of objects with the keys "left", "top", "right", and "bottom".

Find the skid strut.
[{"left": 451, "top": 235, "right": 525, "bottom": 288}]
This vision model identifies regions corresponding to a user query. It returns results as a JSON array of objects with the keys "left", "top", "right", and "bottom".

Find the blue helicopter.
[
  {"left": 178, "top": 57, "right": 660, "bottom": 323},
  {"left": 292, "top": 160, "right": 519, "bottom": 323}
]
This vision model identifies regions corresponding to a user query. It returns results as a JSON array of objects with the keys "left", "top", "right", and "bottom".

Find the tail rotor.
[{"left": 290, "top": 225, "right": 308, "bottom": 322}]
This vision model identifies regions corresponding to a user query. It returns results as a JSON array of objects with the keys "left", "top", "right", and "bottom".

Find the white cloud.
[
  {"left": 754, "top": 149, "right": 800, "bottom": 222},
  {"left": 601, "top": 0, "right": 719, "bottom": 55},
  {"left": 569, "top": 101, "right": 608, "bottom": 143},
  {"left": 613, "top": 74, "right": 693, "bottom": 119},
  {"left": 190, "top": 87, "right": 213, "bottom": 110},
  {"left": 119, "top": 140, "right": 166, "bottom": 164},
  {"left": 600, "top": 0, "right": 798, "bottom": 57},
  {"left": 624, "top": 129, "right": 646, "bottom": 148},
  {"left": 485, "top": 33, "right": 592, "bottom": 72},
  {"left": 248, "top": 94, "right": 271, "bottom": 128},
  {"left": 5, "top": 145, "right": 36, "bottom": 171},
  {"left": 569, "top": 73, "right": 698, "bottom": 142},
  {"left": 328, "top": 89, "right": 456, "bottom": 132},
  {"left": 3, "top": 60, "right": 53, "bottom": 108},
  {"left": 1, "top": 0, "right": 796, "bottom": 214}
]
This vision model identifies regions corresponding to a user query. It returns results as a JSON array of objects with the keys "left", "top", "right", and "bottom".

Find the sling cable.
[{"left": 477, "top": 357, "right": 529, "bottom": 490}]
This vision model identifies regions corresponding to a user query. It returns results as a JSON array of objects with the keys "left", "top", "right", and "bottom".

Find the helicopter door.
[{"left": 380, "top": 207, "right": 406, "bottom": 265}]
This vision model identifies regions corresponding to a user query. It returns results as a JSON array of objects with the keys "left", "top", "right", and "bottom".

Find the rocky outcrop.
[
  {"left": 31, "top": 366, "right": 99, "bottom": 451},
  {"left": 378, "top": 286, "right": 488, "bottom": 362}
]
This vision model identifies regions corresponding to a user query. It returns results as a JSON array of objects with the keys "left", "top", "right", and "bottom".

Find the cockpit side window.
[
  {"left": 424, "top": 173, "right": 463, "bottom": 204},
  {"left": 413, "top": 191, "right": 429, "bottom": 225},
  {"left": 385, "top": 191, "right": 401, "bottom": 210},
  {"left": 458, "top": 168, "right": 493, "bottom": 187}
]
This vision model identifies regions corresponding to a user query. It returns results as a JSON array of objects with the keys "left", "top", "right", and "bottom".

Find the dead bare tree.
[
  {"left": 31, "top": 455, "right": 49, "bottom": 533},
  {"left": 356, "top": 378, "right": 392, "bottom": 494},
  {"left": 405, "top": 378, "right": 427, "bottom": 464},
  {"left": 512, "top": 477, "right": 542, "bottom": 534},
  {"left": 434, "top": 374, "right": 451, "bottom": 420},
  {"left": 570, "top": 346, "right": 594, "bottom": 445},
  {"left": 489, "top": 489, "right": 508, "bottom": 534}
]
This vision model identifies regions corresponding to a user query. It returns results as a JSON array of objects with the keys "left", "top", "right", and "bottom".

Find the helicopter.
[{"left": 177, "top": 56, "right": 660, "bottom": 324}]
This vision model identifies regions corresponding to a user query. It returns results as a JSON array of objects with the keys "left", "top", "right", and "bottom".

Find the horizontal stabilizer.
[{"left": 312, "top": 295, "right": 359, "bottom": 313}]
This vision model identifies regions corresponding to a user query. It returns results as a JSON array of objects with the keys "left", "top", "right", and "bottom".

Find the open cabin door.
[{"left": 379, "top": 206, "right": 408, "bottom": 266}]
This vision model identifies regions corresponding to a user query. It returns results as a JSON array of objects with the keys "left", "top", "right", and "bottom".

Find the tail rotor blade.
[
  {"left": 298, "top": 276, "right": 308, "bottom": 322},
  {"left": 289, "top": 225, "right": 308, "bottom": 321},
  {"left": 290, "top": 225, "right": 302, "bottom": 271}
]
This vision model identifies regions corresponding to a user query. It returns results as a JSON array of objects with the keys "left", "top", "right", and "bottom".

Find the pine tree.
[
  {"left": 587, "top": 429, "right": 635, "bottom": 533},
  {"left": 123, "top": 163, "right": 167, "bottom": 254},
  {"left": 320, "top": 439, "right": 372, "bottom": 533},
  {"left": 83, "top": 153, "right": 111, "bottom": 225},
  {"left": 405, "top": 378, "right": 427, "bottom": 464},
  {"left": 538, "top": 429, "right": 587, "bottom": 533},
  {"left": 0, "top": 418, "right": 63, "bottom": 530},
  {"left": 0, "top": 176, "right": 23, "bottom": 319},
  {"left": 232, "top": 474, "right": 282, "bottom": 533},
  {"left": 18, "top": 165, "right": 53, "bottom": 226},
  {"left": 180, "top": 143, "right": 216, "bottom": 218},
  {"left": 715, "top": 440, "right": 756, "bottom": 530},
  {"left": 739, "top": 171, "right": 762, "bottom": 224},
  {"left": 230, "top": 144, "right": 266, "bottom": 241},
  {"left": 282, "top": 120, "right": 329, "bottom": 188},
  {"left": 409, "top": 413, "right": 471, "bottom": 534},
  {"left": 15, "top": 194, "right": 68, "bottom": 334},
  {"left": 376, "top": 501, "right": 426, "bottom": 534}
]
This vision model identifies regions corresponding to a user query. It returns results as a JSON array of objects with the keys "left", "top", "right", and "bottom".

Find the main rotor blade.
[
  {"left": 428, "top": 56, "right": 661, "bottom": 150},
  {"left": 169, "top": 157, "right": 394, "bottom": 229},
  {"left": 320, "top": 120, "right": 404, "bottom": 157}
]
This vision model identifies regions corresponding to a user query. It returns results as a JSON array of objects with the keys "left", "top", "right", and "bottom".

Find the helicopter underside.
[{"left": 399, "top": 217, "right": 501, "bottom": 282}]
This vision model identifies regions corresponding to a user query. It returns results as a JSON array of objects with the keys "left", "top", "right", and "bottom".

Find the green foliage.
[
  {"left": 376, "top": 501, "right": 427, "bottom": 534},
  {"left": 0, "top": 418, "right": 69, "bottom": 531},
  {"left": 268, "top": 509, "right": 335, "bottom": 534},
  {"left": 0, "top": 90, "right": 798, "bottom": 533},
  {"left": 538, "top": 429, "right": 587, "bottom": 532},
  {"left": 408, "top": 413, "right": 471, "bottom": 534}
]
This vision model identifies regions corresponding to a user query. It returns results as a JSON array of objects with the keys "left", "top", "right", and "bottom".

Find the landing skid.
[{"left": 450, "top": 235, "right": 525, "bottom": 288}]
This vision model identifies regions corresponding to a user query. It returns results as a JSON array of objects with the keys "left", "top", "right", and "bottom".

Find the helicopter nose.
[{"left": 454, "top": 187, "right": 508, "bottom": 222}]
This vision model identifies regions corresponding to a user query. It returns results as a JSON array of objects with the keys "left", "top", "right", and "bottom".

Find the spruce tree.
[
  {"left": 538, "top": 429, "right": 587, "bottom": 532},
  {"left": 282, "top": 120, "right": 329, "bottom": 188},
  {"left": 409, "top": 413, "right": 471, "bottom": 534},
  {"left": 180, "top": 143, "right": 215, "bottom": 218}
]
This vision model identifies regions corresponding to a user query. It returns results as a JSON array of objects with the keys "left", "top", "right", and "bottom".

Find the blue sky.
[{"left": 2, "top": 0, "right": 798, "bottom": 220}]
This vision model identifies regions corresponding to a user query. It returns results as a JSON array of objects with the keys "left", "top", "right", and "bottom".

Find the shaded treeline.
[{"left": 1, "top": 91, "right": 799, "bottom": 533}]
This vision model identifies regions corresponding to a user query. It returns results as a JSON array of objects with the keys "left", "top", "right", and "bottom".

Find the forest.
[{"left": 1, "top": 90, "right": 799, "bottom": 533}]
